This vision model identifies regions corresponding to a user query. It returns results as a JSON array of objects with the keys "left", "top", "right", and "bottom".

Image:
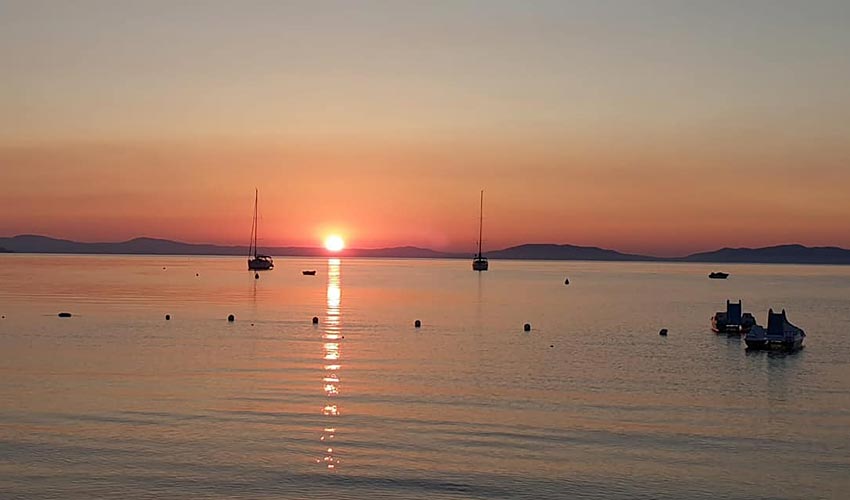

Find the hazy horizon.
[
  {"left": 3, "top": 0, "right": 850, "bottom": 256},
  {"left": 4, "top": 231, "right": 850, "bottom": 260}
]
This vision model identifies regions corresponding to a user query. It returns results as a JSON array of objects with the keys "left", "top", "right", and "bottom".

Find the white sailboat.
[
  {"left": 247, "top": 189, "right": 274, "bottom": 271},
  {"left": 472, "top": 190, "right": 489, "bottom": 271}
]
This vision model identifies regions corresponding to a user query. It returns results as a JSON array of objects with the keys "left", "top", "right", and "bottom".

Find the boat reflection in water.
[{"left": 318, "top": 258, "right": 342, "bottom": 470}]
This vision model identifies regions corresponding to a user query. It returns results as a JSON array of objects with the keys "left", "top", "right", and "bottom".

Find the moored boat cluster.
[{"left": 711, "top": 300, "right": 806, "bottom": 352}]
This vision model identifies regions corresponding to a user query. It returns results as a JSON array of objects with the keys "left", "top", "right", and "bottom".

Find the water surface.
[{"left": 1, "top": 255, "right": 849, "bottom": 499}]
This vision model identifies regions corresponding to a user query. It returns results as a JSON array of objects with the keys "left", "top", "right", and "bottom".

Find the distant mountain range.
[
  {"left": 2, "top": 234, "right": 850, "bottom": 264},
  {"left": 681, "top": 244, "right": 850, "bottom": 265},
  {"left": 487, "top": 243, "right": 654, "bottom": 261},
  {"left": 0, "top": 235, "right": 459, "bottom": 259}
]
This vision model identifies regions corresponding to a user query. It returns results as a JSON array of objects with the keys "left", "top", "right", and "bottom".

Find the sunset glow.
[
  {"left": 1, "top": 2, "right": 849, "bottom": 256},
  {"left": 324, "top": 235, "right": 345, "bottom": 253}
]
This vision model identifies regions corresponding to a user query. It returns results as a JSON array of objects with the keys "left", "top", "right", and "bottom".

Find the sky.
[{"left": 1, "top": 0, "right": 849, "bottom": 256}]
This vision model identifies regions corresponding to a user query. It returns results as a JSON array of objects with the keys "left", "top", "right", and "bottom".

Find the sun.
[{"left": 324, "top": 235, "right": 345, "bottom": 252}]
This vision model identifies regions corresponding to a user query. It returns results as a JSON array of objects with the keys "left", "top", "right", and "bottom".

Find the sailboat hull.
[
  {"left": 248, "top": 257, "right": 274, "bottom": 270},
  {"left": 472, "top": 258, "right": 488, "bottom": 271}
]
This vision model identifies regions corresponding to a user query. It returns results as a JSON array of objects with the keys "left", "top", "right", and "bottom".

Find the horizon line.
[{"left": 3, "top": 233, "right": 850, "bottom": 260}]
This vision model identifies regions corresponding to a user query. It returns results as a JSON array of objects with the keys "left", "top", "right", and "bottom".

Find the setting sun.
[{"left": 324, "top": 235, "right": 345, "bottom": 252}]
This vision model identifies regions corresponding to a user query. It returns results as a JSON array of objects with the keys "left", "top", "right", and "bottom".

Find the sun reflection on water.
[{"left": 318, "top": 258, "right": 342, "bottom": 470}]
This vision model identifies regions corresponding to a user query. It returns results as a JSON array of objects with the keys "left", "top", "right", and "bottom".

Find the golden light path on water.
[{"left": 318, "top": 258, "right": 341, "bottom": 470}]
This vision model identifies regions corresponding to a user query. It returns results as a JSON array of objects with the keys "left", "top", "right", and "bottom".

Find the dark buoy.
[
  {"left": 550, "top": 344, "right": 554, "bottom": 348},
  {"left": 659, "top": 328, "right": 668, "bottom": 336},
  {"left": 58, "top": 312, "right": 72, "bottom": 318},
  {"left": 227, "top": 314, "right": 235, "bottom": 322},
  {"left": 564, "top": 278, "right": 570, "bottom": 285},
  {"left": 524, "top": 323, "right": 531, "bottom": 332},
  {"left": 414, "top": 319, "right": 421, "bottom": 328},
  {"left": 165, "top": 314, "right": 171, "bottom": 320},
  {"left": 195, "top": 273, "right": 199, "bottom": 277},
  {"left": 162, "top": 266, "right": 166, "bottom": 270},
  {"left": 254, "top": 273, "right": 259, "bottom": 280},
  {"left": 312, "top": 316, "right": 319, "bottom": 325}
]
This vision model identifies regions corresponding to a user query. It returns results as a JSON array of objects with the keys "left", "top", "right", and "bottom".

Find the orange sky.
[
  {"left": 2, "top": 134, "right": 848, "bottom": 256},
  {"left": 2, "top": 1, "right": 849, "bottom": 256}
]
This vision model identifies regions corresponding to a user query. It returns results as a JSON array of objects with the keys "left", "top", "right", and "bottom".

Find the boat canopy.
[
  {"left": 767, "top": 309, "right": 785, "bottom": 335},
  {"left": 726, "top": 300, "right": 742, "bottom": 324}
]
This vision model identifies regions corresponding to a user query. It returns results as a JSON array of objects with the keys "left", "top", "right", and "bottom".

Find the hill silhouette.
[
  {"left": 679, "top": 244, "right": 850, "bottom": 264},
  {"left": 488, "top": 243, "right": 653, "bottom": 261},
  {"left": 0, "top": 235, "right": 458, "bottom": 259},
  {"left": 2, "top": 234, "right": 850, "bottom": 264}
]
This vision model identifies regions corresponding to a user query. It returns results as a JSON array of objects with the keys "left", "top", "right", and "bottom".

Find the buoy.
[
  {"left": 254, "top": 273, "right": 259, "bottom": 280},
  {"left": 165, "top": 314, "right": 171, "bottom": 320},
  {"left": 227, "top": 314, "right": 235, "bottom": 322},
  {"left": 312, "top": 316, "right": 319, "bottom": 324},
  {"left": 162, "top": 267, "right": 166, "bottom": 270},
  {"left": 1, "top": 315, "right": 5, "bottom": 319},
  {"left": 195, "top": 273, "right": 199, "bottom": 277},
  {"left": 659, "top": 328, "right": 668, "bottom": 336},
  {"left": 524, "top": 323, "right": 531, "bottom": 332},
  {"left": 414, "top": 319, "right": 421, "bottom": 328},
  {"left": 58, "top": 312, "right": 72, "bottom": 318},
  {"left": 564, "top": 278, "right": 570, "bottom": 285},
  {"left": 550, "top": 344, "right": 554, "bottom": 348}
]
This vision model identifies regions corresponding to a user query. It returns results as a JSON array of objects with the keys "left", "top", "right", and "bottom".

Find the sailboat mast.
[
  {"left": 253, "top": 188, "right": 259, "bottom": 258},
  {"left": 477, "top": 190, "right": 484, "bottom": 257}
]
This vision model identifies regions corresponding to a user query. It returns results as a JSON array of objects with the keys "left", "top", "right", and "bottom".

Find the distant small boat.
[
  {"left": 302, "top": 270, "right": 317, "bottom": 276},
  {"left": 711, "top": 300, "right": 756, "bottom": 334},
  {"left": 472, "top": 190, "right": 489, "bottom": 272},
  {"left": 745, "top": 309, "right": 805, "bottom": 351},
  {"left": 709, "top": 272, "right": 729, "bottom": 279},
  {"left": 247, "top": 189, "right": 274, "bottom": 271}
]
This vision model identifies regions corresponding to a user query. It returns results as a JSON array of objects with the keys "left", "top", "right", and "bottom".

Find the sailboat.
[
  {"left": 472, "top": 190, "right": 489, "bottom": 271},
  {"left": 247, "top": 189, "right": 274, "bottom": 271}
]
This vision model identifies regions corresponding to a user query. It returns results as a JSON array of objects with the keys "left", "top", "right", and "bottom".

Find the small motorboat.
[
  {"left": 709, "top": 272, "right": 729, "bottom": 279},
  {"left": 745, "top": 309, "right": 805, "bottom": 351},
  {"left": 711, "top": 300, "right": 756, "bottom": 334},
  {"left": 302, "top": 270, "right": 317, "bottom": 276}
]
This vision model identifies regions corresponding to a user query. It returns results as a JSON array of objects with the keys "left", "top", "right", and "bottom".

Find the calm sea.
[{"left": 1, "top": 255, "right": 849, "bottom": 499}]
